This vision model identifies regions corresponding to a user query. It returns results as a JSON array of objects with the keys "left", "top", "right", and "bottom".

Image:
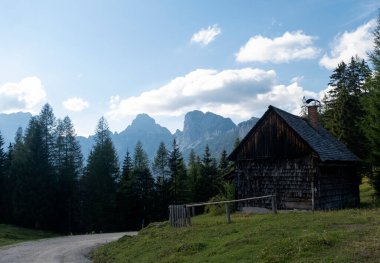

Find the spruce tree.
[
  {"left": 168, "top": 139, "right": 188, "bottom": 204},
  {"left": 152, "top": 142, "right": 170, "bottom": 219},
  {"left": 188, "top": 149, "right": 201, "bottom": 202},
  {"left": 132, "top": 141, "right": 155, "bottom": 227},
  {"left": 218, "top": 149, "right": 230, "bottom": 177},
  {"left": 38, "top": 104, "right": 57, "bottom": 166},
  {"left": 4, "top": 128, "right": 23, "bottom": 223},
  {"left": 12, "top": 117, "right": 55, "bottom": 229},
  {"left": 365, "top": 13, "right": 380, "bottom": 194},
  {"left": 116, "top": 150, "right": 134, "bottom": 230},
  {"left": 81, "top": 117, "right": 119, "bottom": 232},
  {"left": 121, "top": 151, "right": 133, "bottom": 183},
  {"left": 199, "top": 145, "right": 219, "bottom": 202},
  {"left": 322, "top": 56, "right": 371, "bottom": 160},
  {"left": 55, "top": 116, "right": 83, "bottom": 233},
  {"left": 36, "top": 104, "right": 59, "bottom": 229},
  {"left": 2, "top": 143, "right": 14, "bottom": 222},
  {"left": 0, "top": 132, "right": 6, "bottom": 222}
]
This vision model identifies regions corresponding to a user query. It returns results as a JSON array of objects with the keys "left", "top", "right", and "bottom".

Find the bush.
[{"left": 205, "top": 182, "right": 235, "bottom": 215}]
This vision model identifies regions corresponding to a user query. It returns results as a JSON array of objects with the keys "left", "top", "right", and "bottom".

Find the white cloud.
[
  {"left": 236, "top": 31, "right": 319, "bottom": 63},
  {"left": 319, "top": 19, "right": 376, "bottom": 70},
  {"left": 290, "top": 76, "right": 304, "bottom": 83},
  {"left": 0, "top": 77, "right": 46, "bottom": 114},
  {"left": 191, "top": 24, "right": 221, "bottom": 46},
  {"left": 62, "top": 97, "right": 89, "bottom": 112},
  {"left": 106, "top": 68, "right": 323, "bottom": 133}
]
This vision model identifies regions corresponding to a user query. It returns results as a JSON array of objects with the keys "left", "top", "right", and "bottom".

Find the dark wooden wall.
[
  {"left": 236, "top": 111, "right": 312, "bottom": 160},
  {"left": 317, "top": 164, "right": 360, "bottom": 209},
  {"left": 235, "top": 156, "right": 316, "bottom": 210},
  {"left": 235, "top": 158, "right": 360, "bottom": 210}
]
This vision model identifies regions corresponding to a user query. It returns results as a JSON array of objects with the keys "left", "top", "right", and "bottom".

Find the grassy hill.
[
  {"left": 92, "top": 179, "right": 380, "bottom": 263},
  {"left": 0, "top": 224, "right": 56, "bottom": 247}
]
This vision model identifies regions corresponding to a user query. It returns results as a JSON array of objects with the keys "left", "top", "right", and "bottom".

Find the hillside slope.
[
  {"left": 92, "top": 208, "right": 380, "bottom": 263},
  {"left": 0, "top": 224, "right": 56, "bottom": 247}
]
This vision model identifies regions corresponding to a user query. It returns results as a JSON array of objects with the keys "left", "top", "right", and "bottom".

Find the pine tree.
[
  {"left": 116, "top": 150, "right": 134, "bottom": 230},
  {"left": 365, "top": 13, "right": 380, "bottom": 194},
  {"left": 12, "top": 117, "right": 55, "bottom": 229},
  {"left": 131, "top": 141, "right": 155, "bottom": 227},
  {"left": 198, "top": 145, "right": 219, "bottom": 202},
  {"left": 121, "top": 151, "right": 133, "bottom": 183},
  {"left": 152, "top": 142, "right": 170, "bottom": 219},
  {"left": 0, "top": 132, "right": 6, "bottom": 222},
  {"left": 218, "top": 149, "right": 230, "bottom": 177},
  {"left": 322, "top": 56, "right": 371, "bottom": 160},
  {"left": 35, "top": 104, "right": 59, "bottom": 229},
  {"left": 3, "top": 128, "right": 23, "bottom": 223},
  {"left": 370, "top": 13, "right": 380, "bottom": 71},
  {"left": 2, "top": 143, "right": 14, "bottom": 222},
  {"left": 55, "top": 116, "right": 83, "bottom": 233},
  {"left": 38, "top": 104, "right": 57, "bottom": 166},
  {"left": 81, "top": 117, "right": 119, "bottom": 232},
  {"left": 187, "top": 149, "right": 201, "bottom": 202},
  {"left": 168, "top": 139, "right": 188, "bottom": 204}
]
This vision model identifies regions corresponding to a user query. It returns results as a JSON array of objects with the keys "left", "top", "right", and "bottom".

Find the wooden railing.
[{"left": 169, "top": 195, "right": 277, "bottom": 228}]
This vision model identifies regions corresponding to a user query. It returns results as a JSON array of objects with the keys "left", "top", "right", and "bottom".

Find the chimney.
[
  {"left": 307, "top": 105, "right": 319, "bottom": 129},
  {"left": 302, "top": 97, "right": 321, "bottom": 129}
]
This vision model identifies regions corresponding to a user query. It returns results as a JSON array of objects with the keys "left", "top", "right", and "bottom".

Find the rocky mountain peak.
[
  {"left": 1, "top": 110, "right": 258, "bottom": 164},
  {"left": 131, "top": 113, "right": 156, "bottom": 127}
]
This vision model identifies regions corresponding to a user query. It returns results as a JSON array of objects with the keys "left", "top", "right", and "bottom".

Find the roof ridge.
[{"left": 229, "top": 105, "right": 359, "bottom": 162}]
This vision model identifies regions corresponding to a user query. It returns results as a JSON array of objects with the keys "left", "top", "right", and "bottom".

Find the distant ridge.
[
  {"left": 0, "top": 111, "right": 258, "bottom": 163},
  {"left": 0, "top": 112, "right": 32, "bottom": 146}
]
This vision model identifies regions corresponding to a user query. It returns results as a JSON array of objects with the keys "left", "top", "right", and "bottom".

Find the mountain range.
[{"left": 0, "top": 111, "right": 258, "bottom": 163}]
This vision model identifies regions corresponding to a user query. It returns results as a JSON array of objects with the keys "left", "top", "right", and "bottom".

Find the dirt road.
[{"left": 0, "top": 232, "right": 137, "bottom": 263}]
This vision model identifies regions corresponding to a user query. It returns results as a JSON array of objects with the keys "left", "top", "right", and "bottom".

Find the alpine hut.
[{"left": 228, "top": 103, "right": 360, "bottom": 210}]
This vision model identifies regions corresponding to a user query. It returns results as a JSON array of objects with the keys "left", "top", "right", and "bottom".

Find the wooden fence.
[{"left": 169, "top": 195, "right": 277, "bottom": 228}]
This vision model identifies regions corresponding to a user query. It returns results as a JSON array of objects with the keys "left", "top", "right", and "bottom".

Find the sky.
[{"left": 0, "top": 0, "right": 379, "bottom": 136}]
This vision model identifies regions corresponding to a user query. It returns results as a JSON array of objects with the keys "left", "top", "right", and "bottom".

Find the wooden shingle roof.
[{"left": 229, "top": 105, "right": 359, "bottom": 162}]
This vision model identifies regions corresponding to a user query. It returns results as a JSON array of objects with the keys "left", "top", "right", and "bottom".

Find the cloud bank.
[
  {"left": 319, "top": 19, "right": 376, "bottom": 69},
  {"left": 236, "top": 31, "right": 319, "bottom": 63},
  {"left": 0, "top": 77, "right": 46, "bottom": 114},
  {"left": 191, "top": 24, "right": 221, "bottom": 46},
  {"left": 107, "top": 68, "right": 324, "bottom": 132},
  {"left": 62, "top": 97, "right": 89, "bottom": 112}
]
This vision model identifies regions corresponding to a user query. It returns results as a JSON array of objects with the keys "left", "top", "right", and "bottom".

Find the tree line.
[
  {"left": 0, "top": 107, "right": 232, "bottom": 233},
  {"left": 2, "top": 14, "right": 380, "bottom": 234},
  {"left": 321, "top": 13, "right": 380, "bottom": 197}
]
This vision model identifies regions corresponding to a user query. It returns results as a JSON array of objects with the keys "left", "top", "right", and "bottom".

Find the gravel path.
[{"left": 0, "top": 232, "right": 137, "bottom": 263}]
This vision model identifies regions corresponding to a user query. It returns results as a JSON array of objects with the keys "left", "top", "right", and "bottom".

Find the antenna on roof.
[{"left": 302, "top": 96, "right": 321, "bottom": 107}]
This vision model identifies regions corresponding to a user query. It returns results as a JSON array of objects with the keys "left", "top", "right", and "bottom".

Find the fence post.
[
  {"left": 271, "top": 195, "right": 277, "bottom": 214},
  {"left": 175, "top": 205, "right": 181, "bottom": 227},
  {"left": 186, "top": 206, "right": 191, "bottom": 226},
  {"left": 169, "top": 205, "right": 172, "bottom": 227},
  {"left": 174, "top": 205, "right": 177, "bottom": 227},
  {"left": 182, "top": 205, "right": 186, "bottom": 227},
  {"left": 192, "top": 207, "right": 195, "bottom": 217},
  {"left": 225, "top": 203, "right": 231, "bottom": 224},
  {"left": 311, "top": 181, "right": 315, "bottom": 212}
]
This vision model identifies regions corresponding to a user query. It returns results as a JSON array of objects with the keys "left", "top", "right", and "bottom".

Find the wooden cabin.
[{"left": 228, "top": 105, "right": 360, "bottom": 210}]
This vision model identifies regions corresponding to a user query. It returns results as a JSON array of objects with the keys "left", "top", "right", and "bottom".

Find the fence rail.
[{"left": 169, "top": 195, "right": 277, "bottom": 228}]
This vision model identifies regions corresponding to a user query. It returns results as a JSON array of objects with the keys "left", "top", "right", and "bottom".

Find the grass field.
[
  {"left": 92, "top": 179, "right": 380, "bottom": 263},
  {"left": 0, "top": 224, "right": 56, "bottom": 247}
]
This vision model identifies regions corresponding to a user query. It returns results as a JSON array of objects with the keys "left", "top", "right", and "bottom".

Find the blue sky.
[{"left": 0, "top": 0, "right": 379, "bottom": 136}]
